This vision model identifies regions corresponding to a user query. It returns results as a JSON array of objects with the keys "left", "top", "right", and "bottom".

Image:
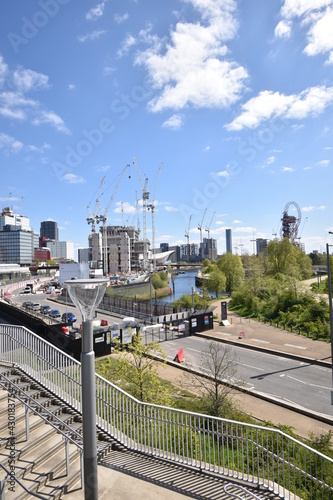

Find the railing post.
[
  {"left": 0, "top": 478, "right": 5, "bottom": 500},
  {"left": 65, "top": 438, "right": 70, "bottom": 476},
  {"left": 25, "top": 406, "right": 29, "bottom": 441}
]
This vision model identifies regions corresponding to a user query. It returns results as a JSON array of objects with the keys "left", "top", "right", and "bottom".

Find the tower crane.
[
  {"left": 87, "top": 176, "right": 105, "bottom": 234},
  {"left": 97, "top": 165, "right": 130, "bottom": 275},
  {"left": 185, "top": 215, "right": 192, "bottom": 263},
  {"left": 205, "top": 211, "right": 216, "bottom": 259},
  {"left": 133, "top": 156, "right": 150, "bottom": 269},
  {"left": 198, "top": 208, "right": 207, "bottom": 262},
  {"left": 147, "top": 163, "right": 163, "bottom": 271}
]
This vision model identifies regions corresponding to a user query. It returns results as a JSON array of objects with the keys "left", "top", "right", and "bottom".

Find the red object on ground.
[
  {"left": 175, "top": 347, "right": 185, "bottom": 363},
  {"left": 101, "top": 319, "right": 108, "bottom": 326}
]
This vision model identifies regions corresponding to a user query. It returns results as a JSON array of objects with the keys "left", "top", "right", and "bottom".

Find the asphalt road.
[
  {"left": 160, "top": 335, "right": 333, "bottom": 419},
  {"left": 4, "top": 288, "right": 333, "bottom": 421}
]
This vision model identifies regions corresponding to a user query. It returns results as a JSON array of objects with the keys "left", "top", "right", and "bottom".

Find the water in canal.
[{"left": 162, "top": 269, "right": 202, "bottom": 303}]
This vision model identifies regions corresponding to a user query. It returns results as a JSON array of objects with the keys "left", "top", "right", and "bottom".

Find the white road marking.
[
  {"left": 216, "top": 331, "right": 232, "bottom": 336},
  {"left": 250, "top": 338, "right": 270, "bottom": 344},
  {"left": 284, "top": 344, "right": 307, "bottom": 350},
  {"left": 236, "top": 362, "right": 264, "bottom": 371},
  {"left": 287, "top": 375, "right": 331, "bottom": 390}
]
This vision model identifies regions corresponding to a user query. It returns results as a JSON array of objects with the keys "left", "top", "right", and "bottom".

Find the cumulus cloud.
[
  {"left": 114, "top": 12, "right": 129, "bottom": 24},
  {"left": 278, "top": 1, "right": 333, "bottom": 63},
  {"left": 32, "top": 111, "right": 70, "bottom": 134},
  {"left": 162, "top": 113, "right": 184, "bottom": 129},
  {"left": 13, "top": 68, "right": 49, "bottom": 92},
  {"left": 135, "top": 1, "right": 247, "bottom": 112},
  {"left": 78, "top": 30, "right": 107, "bottom": 42},
  {"left": 226, "top": 85, "right": 333, "bottom": 130},
  {"left": 117, "top": 34, "right": 136, "bottom": 58},
  {"left": 275, "top": 19, "right": 292, "bottom": 39},
  {"left": 0, "top": 55, "right": 8, "bottom": 87},
  {"left": 63, "top": 173, "right": 85, "bottom": 184},
  {"left": 282, "top": 166, "right": 294, "bottom": 172},
  {"left": 86, "top": 2, "right": 106, "bottom": 21},
  {"left": 0, "top": 132, "right": 23, "bottom": 154}
]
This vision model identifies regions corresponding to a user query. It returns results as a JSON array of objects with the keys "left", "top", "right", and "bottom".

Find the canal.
[{"left": 162, "top": 269, "right": 202, "bottom": 303}]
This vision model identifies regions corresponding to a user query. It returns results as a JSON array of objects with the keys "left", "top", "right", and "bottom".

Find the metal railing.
[{"left": 1, "top": 324, "right": 332, "bottom": 500}]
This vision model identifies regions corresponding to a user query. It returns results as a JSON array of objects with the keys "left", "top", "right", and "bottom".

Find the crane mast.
[
  {"left": 87, "top": 176, "right": 105, "bottom": 234},
  {"left": 184, "top": 215, "right": 192, "bottom": 263},
  {"left": 147, "top": 163, "right": 162, "bottom": 271},
  {"left": 198, "top": 208, "right": 207, "bottom": 262},
  {"left": 98, "top": 165, "right": 130, "bottom": 275},
  {"left": 133, "top": 156, "right": 150, "bottom": 269},
  {"left": 205, "top": 211, "right": 216, "bottom": 259}
]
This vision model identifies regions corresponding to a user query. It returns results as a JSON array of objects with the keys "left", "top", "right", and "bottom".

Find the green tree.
[
  {"left": 217, "top": 253, "right": 244, "bottom": 293},
  {"left": 116, "top": 333, "right": 171, "bottom": 405},
  {"left": 203, "top": 267, "right": 226, "bottom": 298}
]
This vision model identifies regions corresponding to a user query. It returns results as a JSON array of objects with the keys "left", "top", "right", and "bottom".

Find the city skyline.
[{"left": 0, "top": 1, "right": 332, "bottom": 258}]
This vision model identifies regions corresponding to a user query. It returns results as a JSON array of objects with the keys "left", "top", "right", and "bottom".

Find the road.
[
  {"left": 4, "top": 288, "right": 333, "bottom": 421},
  {"left": 159, "top": 335, "right": 333, "bottom": 419}
]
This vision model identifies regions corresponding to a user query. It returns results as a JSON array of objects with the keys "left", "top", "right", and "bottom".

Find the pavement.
[{"left": 65, "top": 305, "right": 333, "bottom": 499}]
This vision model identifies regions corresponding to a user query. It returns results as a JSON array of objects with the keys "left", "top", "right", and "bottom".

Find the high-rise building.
[
  {"left": 0, "top": 207, "right": 39, "bottom": 265},
  {"left": 46, "top": 240, "right": 74, "bottom": 261},
  {"left": 226, "top": 229, "right": 232, "bottom": 253},
  {"left": 202, "top": 238, "right": 218, "bottom": 260},
  {"left": 40, "top": 220, "right": 58, "bottom": 241},
  {"left": 256, "top": 238, "right": 268, "bottom": 255}
]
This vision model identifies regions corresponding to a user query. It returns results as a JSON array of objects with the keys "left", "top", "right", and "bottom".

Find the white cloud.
[
  {"left": 217, "top": 170, "right": 230, "bottom": 177},
  {"left": 63, "top": 173, "right": 85, "bottom": 184},
  {"left": 13, "top": 68, "right": 49, "bottom": 92},
  {"left": 282, "top": 166, "right": 294, "bottom": 172},
  {"left": 86, "top": 2, "right": 105, "bottom": 21},
  {"left": 114, "top": 12, "right": 129, "bottom": 24},
  {"left": 278, "top": 1, "right": 333, "bottom": 63},
  {"left": 203, "top": 145, "right": 210, "bottom": 151},
  {"left": 114, "top": 201, "right": 136, "bottom": 214},
  {"left": 0, "top": 132, "right": 23, "bottom": 154},
  {"left": 33, "top": 111, "right": 70, "bottom": 134},
  {"left": 117, "top": 34, "right": 136, "bottom": 58},
  {"left": 233, "top": 219, "right": 242, "bottom": 224},
  {"left": 162, "top": 113, "right": 184, "bottom": 129},
  {"left": 68, "top": 83, "right": 76, "bottom": 90},
  {"left": 317, "top": 159, "right": 330, "bottom": 165},
  {"left": 165, "top": 205, "right": 179, "bottom": 212},
  {"left": 135, "top": 2, "right": 247, "bottom": 112},
  {"left": 275, "top": 20, "right": 292, "bottom": 39},
  {"left": 78, "top": 30, "right": 106, "bottom": 42},
  {"left": 26, "top": 142, "right": 50, "bottom": 153},
  {"left": 303, "top": 205, "right": 326, "bottom": 211},
  {"left": 226, "top": 85, "right": 333, "bottom": 130},
  {"left": 0, "top": 55, "right": 8, "bottom": 87},
  {"left": 267, "top": 155, "right": 276, "bottom": 164}
]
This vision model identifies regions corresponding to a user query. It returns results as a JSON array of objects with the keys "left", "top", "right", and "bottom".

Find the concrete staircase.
[{"left": 0, "top": 362, "right": 123, "bottom": 499}]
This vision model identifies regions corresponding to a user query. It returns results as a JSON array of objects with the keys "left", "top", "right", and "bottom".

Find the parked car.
[
  {"left": 22, "top": 301, "right": 34, "bottom": 309},
  {"left": 61, "top": 312, "right": 76, "bottom": 323},
  {"left": 31, "top": 303, "right": 40, "bottom": 311},
  {"left": 49, "top": 309, "right": 61, "bottom": 319},
  {"left": 40, "top": 305, "right": 51, "bottom": 315},
  {"left": 23, "top": 286, "right": 31, "bottom": 294}
]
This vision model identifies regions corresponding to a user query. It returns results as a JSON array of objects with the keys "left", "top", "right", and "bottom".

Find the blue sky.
[{"left": 0, "top": 0, "right": 332, "bottom": 258}]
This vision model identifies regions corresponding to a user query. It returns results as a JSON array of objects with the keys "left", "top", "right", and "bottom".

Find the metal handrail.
[
  {"left": 0, "top": 375, "right": 83, "bottom": 451},
  {"left": 0, "top": 461, "right": 49, "bottom": 500},
  {"left": 224, "top": 483, "right": 263, "bottom": 499},
  {"left": 1, "top": 324, "right": 333, "bottom": 500}
]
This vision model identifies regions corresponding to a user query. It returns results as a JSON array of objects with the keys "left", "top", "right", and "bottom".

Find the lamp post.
[
  {"left": 326, "top": 240, "right": 333, "bottom": 405},
  {"left": 65, "top": 278, "right": 108, "bottom": 500}
]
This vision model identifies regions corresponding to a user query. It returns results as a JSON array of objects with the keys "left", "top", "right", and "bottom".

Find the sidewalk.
[{"left": 207, "top": 307, "right": 331, "bottom": 366}]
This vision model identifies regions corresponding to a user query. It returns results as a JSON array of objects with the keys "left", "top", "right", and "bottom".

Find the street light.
[
  {"left": 327, "top": 235, "right": 333, "bottom": 405},
  {"left": 65, "top": 278, "right": 108, "bottom": 500}
]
